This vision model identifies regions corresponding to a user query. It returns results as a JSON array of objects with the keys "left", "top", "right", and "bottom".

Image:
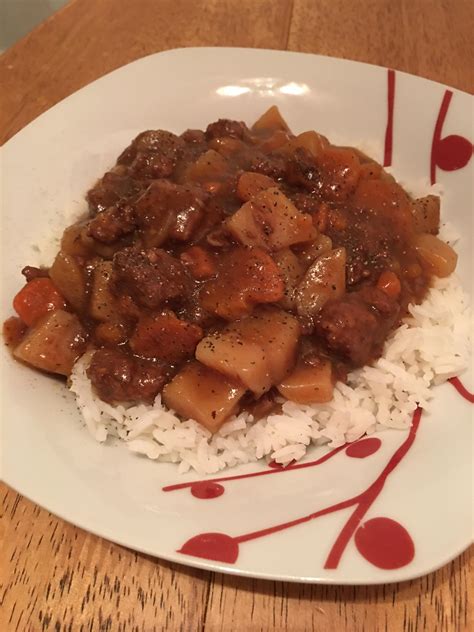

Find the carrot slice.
[{"left": 13, "top": 278, "right": 67, "bottom": 327}]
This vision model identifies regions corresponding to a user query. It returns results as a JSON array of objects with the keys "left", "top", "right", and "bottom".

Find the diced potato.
[
  {"left": 414, "top": 233, "right": 457, "bottom": 277},
  {"left": 196, "top": 308, "right": 300, "bottom": 395},
  {"left": 294, "top": 234, "right": 333, "bottom": 267},
  {"left": 232, "top": 309, "right": 300, "bottom": 384},
  {"left": 14, "top": 310, "right": 87, "bottom": 376},
  {"left": 277, "top": 360, "right": 334, "bottom": 404},
  {"left": 282, "top": 131, "right": 329, "bottom": 159},
  {"left": 199, "top": 247, "right": 284, "bottom": 320},
  {"left": 61, "top": 222, "right": 92, "bottom": 257},
  {"left": 186, "top": 150, "right": 229, "bottom": 182},
  {"left": 49, "top": 251, "right": 86, "bottom": 311},
  {"left": 236, "top": 172, "right": 277, "bottom": 202},
  {"left": 252, "top": 106, "right": 290, "bottom": 133},
  {"left": 226, "top": 187, "right": 317, "bottom": 251},
  {"left": 411, "top": 195, "right": 440, "bottom": 234},
  {"left": 296, "top": 248, "right": 346, "bottom": 319},
  {"left": 273, "top": 248, "right": 305, "bottom": 310},
  {"left": 258, "top": 130, "right": 292, "bottom": 152},
  {"left": 209, "top": 137, "right": 245, "bottom": 157},
  {"left": 196, "top": 330, "right": 272, "bottom": 395},
  {"left": 162, "top": 361, "right": 246, "bottom": 433},
  {"left": 89, "top": 261, "right": 118, "bottom": 321}
]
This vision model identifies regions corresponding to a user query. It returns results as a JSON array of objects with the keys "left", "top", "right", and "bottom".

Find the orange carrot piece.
[
  {"left": 13, "top": 278, "right": 67, "bottom": 327},
  {"left": 180, "top": 246, "right": 216, "bottom": 280},
  {"left": 377, "top": 271, "right": 401, "bottom": 299}
]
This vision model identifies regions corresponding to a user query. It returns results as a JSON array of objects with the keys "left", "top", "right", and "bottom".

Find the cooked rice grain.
[{"left": 70, "top": 274, "right": 471, "bottom": 475}]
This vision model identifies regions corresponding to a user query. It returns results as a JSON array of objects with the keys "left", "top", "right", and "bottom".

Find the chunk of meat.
[
  {"left": 87, "top": 202, "right": 137, "bottom": 244},
  {"left": 134, "top": 180, "right": 205, "bottom": 247},
  {"left": 196, "top": 308, "right": 300, "bottom": 395},
  {"left": 119, "top": 130, "right": 185, "bottom": 179},
  {"left": 111, "top": 247, "right": 192, "bottom": 309},
  {"left": 21, "top": 266, "right": 49, "bottom": 282},
  {"left": 87, "top": 348, "right": 168, "bottom": 404},
  {"left": 130, "top": 312, "right": 203, "bottom": 362},
  {"left": 226, "top": 187, "right": 317, "bottom": 251},
  {"left": 199, "top": 247, "right": 284, "bottom": 320},
  {"left": 205, "top": 119, "right": 249, "bottom": 140},
  {"left": 162, "top": 361, "right": 247, "bottom": 433},
  {"left": 315, "top": 291, "right": 396, "bottom": 367},
  {"left": 14, "top": 310, "right": 87, "bottom": 376},
  {"left": 285, "top": 147, "right": 321, "bottom": 191},
  {"left": 86, "top": 167, "right": 141, "bottom": 215},
  {"left": 249, "top": 152, "right": 287, "bottom": 180},
  {"left": 277, "top": 358, "right": 334, "bottom": 404}
]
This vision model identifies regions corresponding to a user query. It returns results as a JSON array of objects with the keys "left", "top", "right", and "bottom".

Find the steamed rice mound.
[{"left": 70, "top": 274, "right": 471, "bottom": 475}]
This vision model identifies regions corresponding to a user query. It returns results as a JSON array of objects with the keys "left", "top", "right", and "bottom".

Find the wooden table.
[{"left": 1, "top": 1, "right": 472, "bottom": 630}]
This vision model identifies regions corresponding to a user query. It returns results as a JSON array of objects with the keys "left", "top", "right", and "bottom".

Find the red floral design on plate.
[{"left": 430, "top": 90, "right": 473, "bottom": 184}]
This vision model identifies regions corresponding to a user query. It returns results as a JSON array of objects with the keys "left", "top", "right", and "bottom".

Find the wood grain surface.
[{"left": 1, "top": 1, "right": 472, "bottom": 630}]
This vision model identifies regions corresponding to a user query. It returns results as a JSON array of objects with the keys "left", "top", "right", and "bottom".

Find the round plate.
[{"left": 1, "top": 48, "right": 472, "bottom": 584}]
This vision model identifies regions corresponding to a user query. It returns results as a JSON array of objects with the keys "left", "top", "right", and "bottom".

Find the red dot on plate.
[
  {"left": 355, "top": 517, "right": 415, "bottom": 569},
  {"left": 435, "top": 135, "right": 473, "bottom": 171},
  {"left": 345, "top": 437, "right": 381, "bottom": 459},
  {"left": 179, "top": 532, "right": 239, "bottom": 563},
  {"left": 190, "top": 482, "right": 225, "bottom": 499}
]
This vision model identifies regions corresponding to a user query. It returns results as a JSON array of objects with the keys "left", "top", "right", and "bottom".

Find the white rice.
[{"left": 70, "top": 271, "right": 472, "bottom": 475}]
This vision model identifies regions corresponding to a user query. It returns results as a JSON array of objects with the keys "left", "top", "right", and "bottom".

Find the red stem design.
[
  {"left": 449, "top": 377, "right": 474, "bottom": 403},
  {"left": 230, "top": 409, "right": 421, "bottom": 569},
  {"left": 430, "top": 90, "right": 452, "bottom": 184},
  {"left": 162, "top": 443, "right": 347, "bottom": 493},
  {"left": 383, "top": 69, "right": 396, "bottom": 167}
]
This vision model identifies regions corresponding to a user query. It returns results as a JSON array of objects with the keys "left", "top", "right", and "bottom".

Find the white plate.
[{"left": 1, "top": 48, "right": 472, "bottom": 584}]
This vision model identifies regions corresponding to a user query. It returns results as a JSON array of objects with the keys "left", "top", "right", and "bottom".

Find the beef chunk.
[
  {"left": 118, "top": 130, "right": 185, "bottom": 179},
  {"left": 87, "top": 348, "right": 168, "bottom": 403},
  {"left": 21, "top": 266, "right": 49, "bottom": 282},
  {"left": 88, "top": 202, "right": 137, "bottom": 243},
  {"left": 249, "top": 152, "right": 287, "bottom": 180},
  {"left": 134, "top": 180, "right": 205, "bottom": 246},
  {"left": 285, "top": 147, "right": 321, "bottom": 191},
  {"left": 111, "top": 247, "right": 192, "bottom": 309},
  {"left": 316, "top": 295, "right": 386, "bottom": 367},
  {"left": 87, "top": 167, "right": 141, "bottom": 215},
  {"left": 205, "top": 119, "right": 249, "bottom": 140}
]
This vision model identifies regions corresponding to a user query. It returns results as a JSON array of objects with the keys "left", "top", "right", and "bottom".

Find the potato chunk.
[
  {"left": 49, "top": 251, "right": 86, "bottom": 311},
  {"left": 226, "top": 187, "right": 317, "bottom": 251},
  {"left": 196, "top": 308, "right": 300, "bottom": 395},
  {"left": 296, "top": 248, "right": 346, "bottom": 319},
  {"left": 14, "top": 310, "right": 87, "bottom": 376},
  {"left": 277, "top": 360, "right": 334, "bottom": 404},
  {"left": 162, "top": 361, "right": 246, "bottom": 433}
]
